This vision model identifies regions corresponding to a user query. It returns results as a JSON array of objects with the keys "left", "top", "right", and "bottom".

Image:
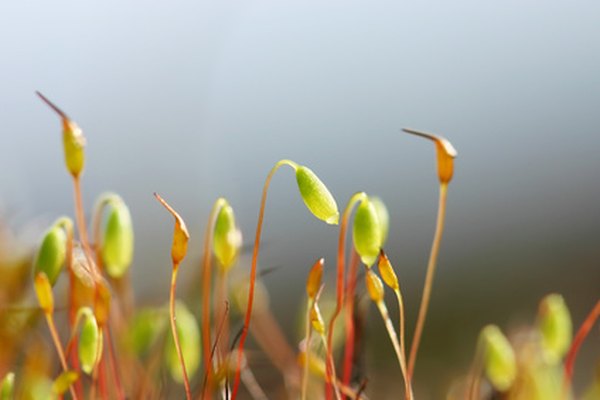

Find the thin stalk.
[
  {"left": 319, "top": 332, "right": 342, "bottom": 400},
  {"left": 170, "top": 264, "right": 192, "bottom": 400},
  {"left": 231, "top": 159, "right": 297, "bottom": 400},
  {"left": 201, "top": 300, "right": 230, "bottom": 399},
  {"left": 325, "top": 192, "right": 366, "bottom": 400},
  {"left": 45, "top": 313, "right": 79, "bottom": 400},
  {"left": 393, "top": 287, "right": 407, "bottom": 376},
  {"left": 201, "top": 199, "right": 226, "bottom": 398},
  {"left": 407, "top": 183, "right": 449, "bottom": 380},
  {"left": 564, "top": 300, "right": 600, "bottom": 389},
  {"left": 301, "top": 299, "right": 313, "bottom": 400},
  {"left": 341, "top": 249, "right": 360, "bottom": 397},
  {"left": 374, "top": 300, "right": 411, "bottom": 400}
]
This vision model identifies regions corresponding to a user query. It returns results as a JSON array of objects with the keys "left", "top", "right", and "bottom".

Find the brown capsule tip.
[
  {"left": 402, "top": 128, "right": 457, "bottom": 158},
  {"left": 36, "top": 91, "right": 69, "bottom": 120}
]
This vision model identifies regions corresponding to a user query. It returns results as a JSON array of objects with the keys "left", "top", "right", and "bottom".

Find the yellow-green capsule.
[
  {"left": 34, "top": 272, "right": 54, "bottom": 315},
  {"left": 295, "top": 165, "right": 339, "bottom": 225},
  {"left": 538, "top": 293, "right": 572, "bottom": 365},
  {"left": 128, "top": 308, "right": 168, "bottom": 356},
  {"left": 0, "top": 372, "right": 14, "bottom": 400},
  {"left": 62, "top": 119, "right": 86, "bottom": 178},
  {"left": 213, "top": 202, "right": 241, "bottom": 271},
  {"left": 352, "top": 198, "right": 382, "bottom": 267},
  {"left": 78, "top": 307, "right": 102, "bottom": 375},
  {"left": 481, "top": 325, "right": 516, "bottom": 392},
  {"left": 370, "top": 197, "right": 390, "bottom": 246},
  {"left": 36, "top": 92, "right": 86, "bottom": 178},
  {"left": 51, "top": 370, "right": 79, "bottom": 395},
  {"left": 377, "top": 250, "right": 399, "bottom": 291},
  {"left": 102, "top": 199, "right": 134, "bottom": 279},
  {"left": 165, "top": 301, "right": 201, "bottom": 383},
  {"left": 33, "top": 223, "right": 67, "bottom": 286},
  {"left": 365, "top": 269, "right": 385, "bottom": 303}
]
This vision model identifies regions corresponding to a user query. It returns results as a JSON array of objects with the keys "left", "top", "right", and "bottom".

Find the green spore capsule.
[
  {"left": 213, "top": 201, "right": 241, "bottom": 271},
  {"left": 102, "top": 198, "right": 134, "bottom": 279},
  {"left": 538, "top": 293, "right": 572, "bottom": 365},
  {"left": 481, "top": 325, "right": 516, "bottom": 392},
  {"left": 78, "top": 307, "right": 102, "bottom": 375},
  {"left": 295, "top": 165, "right": 339, "bottom": 225},
  {"left": 165, "top": 301, "right": 201, "bottom": 383},
  {"left": 0, "top": 372, "right": 14, "bottom": 400},
  {"left": 352, "top": 198, "right": 382, "bottom": 267},
  {"left": 370, "top": 197, "right": 390, "bottom": 246},
  {"left": 34, "top": 222, "right": 68, "bottom": 286}
]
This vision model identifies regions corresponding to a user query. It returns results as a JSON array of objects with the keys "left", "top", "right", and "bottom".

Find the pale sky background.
[{"left": 1, "top": 1, "right": 599, "bottom": 397}]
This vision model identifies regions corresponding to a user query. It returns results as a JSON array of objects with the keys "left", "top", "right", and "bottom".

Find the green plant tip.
[
  {"left": 165, "top": 301, "right": 201, "bottom": 383},
  {"left": 295, "top": 165, "right": 339, "bottom": 225},
  {"left": 33, "top": 223, "right": 67, "bottom": 286},
  {"left": 213, "top": 201, "right": 241, "bottom": 271},
  {"left": 352, "top": 197, "right": 382, "bottom": 267},
  {"left": 538, "top": 293, "right": 572, "bottom": 365},
  {"left": 102, "top": 198, "right": 134, "bottom": 279},
  {"left": 481, "top": 324, "right": 516, "bottom": 392}
]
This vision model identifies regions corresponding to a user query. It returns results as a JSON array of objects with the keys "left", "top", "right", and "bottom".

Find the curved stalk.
[
  {"left": 407, "top": 183, "right": 448, "bottom": 380},
  {"left": 564, "top": 300, "right": 600, "bottom": 390},
  {"left": 231, "top": 159, "right": 298, "bottom": 400},
  {"left": 170, "top": 264, "right": 192, "bottom": 399},
  {"left": 325, "top": 192, "right": 366, "bottom": 400},
  {"left": 393, "top": 287, "right": 407, "bottom": 376}
]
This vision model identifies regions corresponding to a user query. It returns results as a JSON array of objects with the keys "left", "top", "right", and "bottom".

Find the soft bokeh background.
[{"left": 1, "top": 1, "right": 599, "bottom": 398}]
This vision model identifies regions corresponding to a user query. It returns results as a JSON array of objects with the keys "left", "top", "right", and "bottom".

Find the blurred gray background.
[{"left": 1, "top": 1, "right": 599, "bottom": 398}]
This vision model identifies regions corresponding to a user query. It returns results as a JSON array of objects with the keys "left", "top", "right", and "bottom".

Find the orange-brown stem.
[
  {"left": 231, "top": 160, "right": 296, "bottom": 400},
  {"left": 564, "top": 300, "right": 600, "bottom": 387},
  {"left": 325, "top": 192, "right": 366, "bottom": 400},
  {"left": 407, "top": 183, "right": 448, "bottom": 380},
  {"left": 341, "top": 249, "right": 360, "bottom": 397},
  {"left": 170, "top": 264, "right": 192, "bottom": 399}
]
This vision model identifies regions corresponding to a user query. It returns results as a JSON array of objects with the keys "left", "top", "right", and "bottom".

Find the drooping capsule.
[
  {"left": 52, "top": 370, "right": 79, "bottom": 396},
  {"left": 295, "top": 165, "right": 339, "bottom": 225},
  {"left": 352, "top": 197, "right": 382, "bottom": 267}
]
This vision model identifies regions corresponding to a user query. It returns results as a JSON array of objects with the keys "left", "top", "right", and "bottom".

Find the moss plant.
[
  {"left": 5, "top": 94, "right": 599, "bottom": 399},
  {"left": 231, "top": 159, "right": 339, "bottom": 400},
  {"left": 403, "top": 127, "right": 457, "bottom": 382},
  {"left": 154, "top": 193, "right": 193, "bottom": 399}
]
